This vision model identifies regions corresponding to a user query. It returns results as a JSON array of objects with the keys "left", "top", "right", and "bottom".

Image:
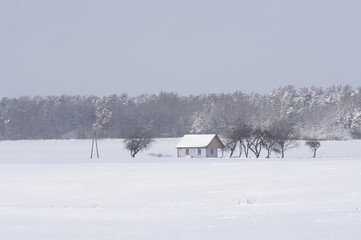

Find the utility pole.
[{"left": 90, "top": 131, "right": 99, "bottom": 158}]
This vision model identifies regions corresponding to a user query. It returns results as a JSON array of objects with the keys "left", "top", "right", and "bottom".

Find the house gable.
[{"left": 207, "top": 135, "right": 225, "bottom": 149}]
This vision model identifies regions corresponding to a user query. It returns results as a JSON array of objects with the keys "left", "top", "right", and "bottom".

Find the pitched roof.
[{"left": 176, "top": 134, "right": 224, "bottom": 148}]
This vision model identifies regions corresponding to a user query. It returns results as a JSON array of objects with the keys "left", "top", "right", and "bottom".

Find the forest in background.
[{"left": 1, "top": 85, "right": 361, "bottom": 141}]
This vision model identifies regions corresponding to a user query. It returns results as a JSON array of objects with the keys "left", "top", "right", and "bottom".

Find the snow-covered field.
[{"left": 0, "top": 139, "right": 361, "bottom": 239}]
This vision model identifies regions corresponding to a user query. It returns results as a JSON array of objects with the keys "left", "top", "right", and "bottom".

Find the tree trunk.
[
  {"left": 229, "top": 143, "right": 236, "bottom": 158},
  {"left": 266, "top": 149, "right": 272, "bottom": 158},
  {"left": 238, "top": 141, "right": 243, "bottom": 158}
]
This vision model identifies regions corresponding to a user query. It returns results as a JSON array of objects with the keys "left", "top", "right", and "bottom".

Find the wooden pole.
[
  {"left": 90, "top": 131, "right": 99, "bottom": 158},
  {"left": 90, "top": 132, "right": 95, "bottom": 159},
  {"left": 95, "top": 131, "right": 99, "bottom": 158}
]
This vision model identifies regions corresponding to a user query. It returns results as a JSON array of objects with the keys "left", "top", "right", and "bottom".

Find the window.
[
  {"left": 186, "top": 149, "right": 189, "bottom": 155},
  {"left": 210, "top": 148, "right": 214, "bottom": 155},
  {"left": 198, "top": 148, "right": 201, "bottom": 155}
]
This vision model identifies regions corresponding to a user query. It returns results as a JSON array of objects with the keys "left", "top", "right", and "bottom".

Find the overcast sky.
[{"left": 1, "top": 0, "right": 360, "bottom": 97}]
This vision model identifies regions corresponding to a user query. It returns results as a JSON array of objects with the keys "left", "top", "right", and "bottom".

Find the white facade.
[{"left": 177, "top": 148, "right": 213, "bottom": 158}]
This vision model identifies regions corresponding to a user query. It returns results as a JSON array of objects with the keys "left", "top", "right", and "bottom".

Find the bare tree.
[
  {"left": 241, "top": 137, "right": 252, "bottom": 158},
  {"left": 261, "top": 128, "right": 278, "bottom": 158},
  {"left": 248, "top": 128, "right": 264, "bottom": 158},
  {"left": 123, "top": 128, "right": 154, "bottom": 157},
  {"left": 271, "top": 119, "right": 299, "bottom": 158},
  {"left": 239, "top": 120, "right": 252, "bottom": 158},
  {"left": 227, "top": 119, "right": 252, "bottom": 158},
  {"left": 224, "top": 134, "right": 238, "bottom": 158},
  {"left": 305, "top": 141, "right": 321, "bottom": 158}
]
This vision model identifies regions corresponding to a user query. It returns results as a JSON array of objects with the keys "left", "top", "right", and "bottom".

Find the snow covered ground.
[{"left": 0, "top": 139, "right": 360, "bottom": 239}]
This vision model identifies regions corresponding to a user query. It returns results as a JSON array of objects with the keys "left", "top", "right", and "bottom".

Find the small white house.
[{"left": 176, "top": 134, "right": 225, "bottom": 158}]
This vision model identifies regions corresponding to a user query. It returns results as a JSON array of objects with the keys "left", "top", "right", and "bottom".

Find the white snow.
[
  {"left": 0, "top": 139, "right": 361, "bottom": 239},
  {"left": 176, "top": 134, "right": 218, "bottom": 148}
]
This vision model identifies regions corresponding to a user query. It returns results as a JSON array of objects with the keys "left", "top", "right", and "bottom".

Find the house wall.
[
  {"left": 206, "top": 148, "right": 218, "bottom": 158},
  {"left": 200, "top": 149, "right": 206, "bottom": 158},
  {"left": 178, "top": 148, "right": 206, "bottom": 158},
  {"left": 178, "top": 148, "right": 221, "bottom": 158}
]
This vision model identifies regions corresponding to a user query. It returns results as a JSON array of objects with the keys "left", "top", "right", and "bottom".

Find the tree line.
[
  {"left": 0, "top": 85, "right": 361, "bottom": 141},
  {"left": 224, "top": 118, "right": 321, "bottom": 158}
]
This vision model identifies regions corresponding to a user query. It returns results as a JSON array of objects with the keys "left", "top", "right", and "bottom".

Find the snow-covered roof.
[{"left": 176, "top": 134, "right": 223, "bottom": 148}]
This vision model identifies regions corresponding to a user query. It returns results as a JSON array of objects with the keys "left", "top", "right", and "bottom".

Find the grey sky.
[{"left": 1, "top": 0, "right": 360, "bottom": 97}]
